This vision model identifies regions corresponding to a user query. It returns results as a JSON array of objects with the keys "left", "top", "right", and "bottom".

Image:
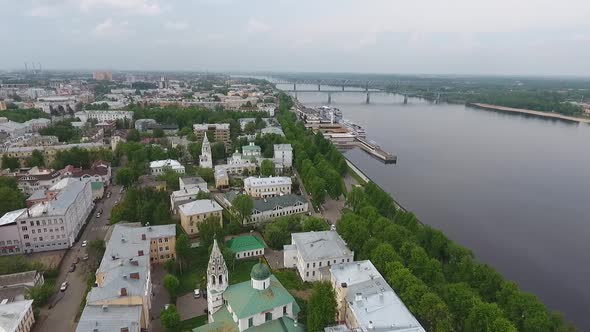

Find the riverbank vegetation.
[{"left": 276, "top": 92, "right": 575, "bottom": 331}]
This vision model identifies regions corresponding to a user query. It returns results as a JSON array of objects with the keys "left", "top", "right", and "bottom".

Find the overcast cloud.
[{"left": 1, "top": 0, "right": 589, "bottom": 75}]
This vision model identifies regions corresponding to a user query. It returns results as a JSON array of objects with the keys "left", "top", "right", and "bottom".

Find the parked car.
[
  {"left": 106, "top": 192, "right": 111, "bottom": 198},
  {"left": 96, "top": 213, "right": 101, "bottom": 218},
  {"left": 82, "top": 240, "right": 87, "bottom": 247},
  {"left": 193, "top": 289, "right": 200, "bottom": 298},
  {"left": 83, "top": 254, "right": 89, "bottom": 261},
  {"left": 60, "top": 281, "right": 68, "bottom": 292},
  {"left": 69, "top": 264, "right": 76, "bottom": 272}
]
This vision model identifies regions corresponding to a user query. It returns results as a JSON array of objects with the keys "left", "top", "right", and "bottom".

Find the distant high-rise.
[
  {"left": 158, "top": 75, "right": 169, "bottom": 89},
  {"left": 92, "top": 71, "right": 113, "bottom": 81}
]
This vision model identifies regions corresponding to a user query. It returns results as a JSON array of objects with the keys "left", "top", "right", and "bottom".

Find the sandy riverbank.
[{"left": 469, "top": 103, "right": 590, "bottom": 124}]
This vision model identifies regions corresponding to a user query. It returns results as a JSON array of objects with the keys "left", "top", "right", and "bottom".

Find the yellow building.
[
  {"left": 1, "top": 143, "right": 105, "bottom": 168},
  {"left": 178, "top": 199, "right": 223, "bottom": 236},
  {"left": 147, "top": 224, "right": 177, "bottom": 264}
]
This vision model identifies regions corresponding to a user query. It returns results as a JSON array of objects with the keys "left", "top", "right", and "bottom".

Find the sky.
[{"left": 1, "top": 0, "right": 590, "bottom": 76}]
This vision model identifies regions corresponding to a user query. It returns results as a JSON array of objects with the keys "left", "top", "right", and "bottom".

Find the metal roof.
[
  {"left": 178, "top": 199, "right": 223, "bottom": 216},
  {"left": 0, "top": 300, "right": 33, "bottom": 332},
  {"left": 244, "top": 176, "right": 291, "bottom": 188},
  {"left": 252, "top": 194, "right": 306, "bottom": 213},
  {"left": 0, "top": 209, "right": 26, "bottom": 227},
  {"left": 76, "top": 305, "right": 142, "bottom": 332},
  {"left": 289, "top": 231, "right": 353, "bottom": 262}
]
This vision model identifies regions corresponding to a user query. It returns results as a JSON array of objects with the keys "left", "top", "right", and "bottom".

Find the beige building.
[
  {"left": 147, "top": 224, "right": 176, "bottom": 264},
  {"left": 1, "top": 143, "right": 105, "bottom": 168},
  {"left": 178, "top": 200, "right": 223, "bottom": 236},
  {"left": 193, "top": 123, "right": 231, "bottom": 150},
  {"left": 0, "top": 299, "right": 35, "bottom": 332}
]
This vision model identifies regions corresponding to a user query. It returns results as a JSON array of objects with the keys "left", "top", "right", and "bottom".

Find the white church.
[
  {"left": 194, "top": 239, "right": 304, "bottom": 332},
  {"left": 199, "top": 133, "right": 213, "bottom": 169}
]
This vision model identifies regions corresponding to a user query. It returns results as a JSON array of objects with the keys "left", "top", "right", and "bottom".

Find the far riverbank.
[{"left": 469, "top": 103, "right": 590, "bottom": 124}]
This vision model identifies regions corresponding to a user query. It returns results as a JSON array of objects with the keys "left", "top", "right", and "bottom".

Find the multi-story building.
[
  {"left": 0, "top": 299, "right": 35, "bottom": 332},
  {"left": 92, "top": 71, "right": 113, "bottom": 81},
  {"left": 5, "top": 167, "right": 63, "bottom": 196},
  {"left": 0, "top": 209, "right": 26, "bottom": 255},
  {"left": 273, "top": 144, "right": 293, "bottom": 169},
  {"left": 78, "top": 223, "right": 166, "bottom": 332},
  {"left": 61, "top": 160, "right": 112, "bottom": 185},
  {"left": 0, "top": 271, "right": 44, "bottom": 303},
  {"left": 75, "top": 110, "right": 134, "bottom": 123},
  {"left": 15, "top": 178, "right": 93, "bottom": 254},
  {"left": 244, "top": 176, "right": 291, "bottom": 198},
  {"left": 193, "top": 123, "right": 230, "bottom": 150},
  {"left": 0, "top": 143, "right": 105, "bottom": 168},
  {"left": 145, "top": 223, "right": 176, "bottom": 264},
  {"left": 214, "top": 166, "right": 229, "bottom": 189},
  {"left": 283, "top": 230, "right": 354, "bottom": 282},
  {"left": 149, "top": 159, "right": 185, "bottom": 176},
  {"left": 178, "top": 200, "right": 223, "bottom": 236},
  {"left": 135, "top": 119, "right": 157, "bottom": 132},
  {"left": 179, "top": 176, "right": 207, "bottom": 192},
  {"left": 242, "top": 142, "right": 261, "bottom": 159},
  {"left": 219, "top": 192, "right": 308, "bottom": 225},
  {"left": 326, "top": 260, "right": 425, "bottom": 332},
  {"left": 169, "top": 186, "right": 208, "bottom": 214}
]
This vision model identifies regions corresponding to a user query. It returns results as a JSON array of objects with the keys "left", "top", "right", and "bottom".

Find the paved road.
[{"left": 34, "top": 184, "right": 122, "bottom": 332}]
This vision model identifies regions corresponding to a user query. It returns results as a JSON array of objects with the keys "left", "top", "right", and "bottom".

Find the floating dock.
[{"left": 355, "top": 137, "right": 397, "bottom": 164}]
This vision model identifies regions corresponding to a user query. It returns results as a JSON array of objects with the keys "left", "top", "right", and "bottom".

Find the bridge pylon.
[
  {"left": 366, "top": 92, "right": 370, "bottom": 104},
  {"left": 328, "top": 93, "right": 332, "bottom": 104},
  {"left": 404, "top": 94, "right": 408, "bottom": 104}
]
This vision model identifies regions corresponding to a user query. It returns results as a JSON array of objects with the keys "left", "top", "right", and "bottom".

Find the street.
[{"left": 33, "top": 184, "right": 122, "bottom": 332}]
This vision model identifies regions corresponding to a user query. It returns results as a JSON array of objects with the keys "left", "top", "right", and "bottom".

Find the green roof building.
[
  {"left": 226, "top": 235, "right": 266, "bottom": 259},
  {"left": 197, "top": 241, "right": 303, "bottom": 332}
]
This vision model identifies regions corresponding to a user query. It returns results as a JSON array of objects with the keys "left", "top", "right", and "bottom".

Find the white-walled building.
[
  {"left": 274, "top": 144, "right": 293, "bottom": 169},
  {"left": 326, "top": 261, "right": 425, "bottom": 332},
  {"left": 195, "top": 240, "right": 303, "bottom": 332},
  {"left": 242, "top": 142, "right": 261, "bottom": 159},
  {"left": 75, "top": 110, "right": 133, "bottom": 123},
  {"left": 284, "top": 230, "right": 354, "bottom": 282},
  {"left": 149, "top": 159, "right": 185, "bottom": 176},
  {"left": 179, "top": 176, "right": 207, "bottom": 192},
  {"left": 170, "top": 186, "right": 208, "bottom": 214},
  {"left": 244, "top": 176, "right": 291, "bottom": 198},
  {"left": 0, "top": 299, "right": 35, "bottom": 332}
]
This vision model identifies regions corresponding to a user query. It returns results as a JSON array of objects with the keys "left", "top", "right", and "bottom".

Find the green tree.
[
  {"left": 1, "top": 155, "right": 20, "bottom": 170},
  {"left": 160, "top": 304, "right": 181, "bottom": 332},
  {"left": 115, "top": 167, "right": 135, "bottom": 187},
  {"left": 0, "top": 186, "right": 26, "bottom": 216},
  {"left": 127, "top": 129, "right": 141, "bottom": 142},
  {"left": 86, "top": 239, "right": 106, "bottom": 271},
  {"left": 163, "top": 274, "right": 180, "bottom": 301},
  {"left": 307, "top": 281, "right": 337, "bottom": 332},
  {"left": 370, "top": 243, "right": 401, "bottom": 272},
  {"left": 302, "top": 217, "right": 329, "bottom": 232},
  {"left": 232, "top": 194, "right": 253, "bottom": 225},
  {"left": 188, "top": 142, "right": 202, "bottom": 161},
  {"left": 197, "top": 216, "right": 223, "bottom": 249},
  {"left": 26, "top": 283, "right": 54, "bottom": 307},
  {"left": 465, "top": 301, "right": 517, "bottom": 332},
  {"left": 211, "top": 142, "right": 226, "bottom": 161},
  {"left": 25, "top": 150, "right": 45, "bottom": 167},
  {"left": 175, "top": 234, "right": 191, "bottom": 274},
  {"left": 259, "top": 159, "right": 275, "bottom": 176},
  {"left": 244, "top": 121, "right": 257, "bottom": 134}
]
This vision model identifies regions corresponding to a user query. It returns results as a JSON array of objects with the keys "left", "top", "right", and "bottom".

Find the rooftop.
[
  {"left": 330, "top": 261, "right": 425, "bottom": 332},
  {"left": 25, "top": 178, "right": 88, "bottom": 218},
  {"left": 252, "top": 194, "right": 307, "bottom": 213},
  {"left": 226, "top": 235, "right": 265, "bottom": 253},
  {"left": 193, "top": 123, "right": 230, "bottom": 131},
  {"left": 244, "top": 176, "right": 291, "bottom": 188},
  {"left": 171, "top": 187, "right": 205, "bottom": 200},
  {"left": 178, "top": 199, "right": 222, "bottom": 216},
  {"left": 274, "top": 144, "right": 293, "bottom": 151},
  {"left": 0, "top": 209, "right": 26, "bottom": 227},
  {"left": 77, "top": 304, "right": 142, "bottom": 332},
  {"left": 0, "top": 271, "right": 40, "bottom": 288},
  {"left": 289, "top": 231, "right": 353, "bottom": 262},
  {"left": 0, "top": 300, "right": 33, "bottom": 332},
  {"left": 180, "top": 176, "right": 206, "bottom": 186},
  {"left": 149, "top": 159, "right": 183, "bottom": 169}
]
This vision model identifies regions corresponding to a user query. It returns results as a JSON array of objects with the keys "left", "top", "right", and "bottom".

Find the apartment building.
[
  {"left": 244, "top": 176, "right": 291, "bottom": 198},
  {"left": 149, "top": 159, "right": 185, "bottom": 176},
  {"left": 178, "top": 200, "right": 223, "bottom": 236},
  {"left": 0, "top": 300, "right": 35, "bottom": 332},
  {"left": 193, "top": 123, "right": 230, "bottom": 150}
]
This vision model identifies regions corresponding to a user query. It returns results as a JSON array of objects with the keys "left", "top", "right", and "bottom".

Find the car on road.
[
  {"left": 82, "top": 240, "right": 87, "bottom": 247},
  {"left": 106, "top": 192, "right": 111, "bottom": 198},
  {"left": 193, "top": 289, "right": 200, "bottom": 298},
  {"left": 60, "top": 281, "right": 68, "bottom": 292},
  {"left": 69, "top": 264, "right": 76, "bottom": 272},
  {"left": 96, "top": 212, "right": 101, "bottom": 218},
  {"left": 83, "top": 254, "right": 89, "bottom": 261}
]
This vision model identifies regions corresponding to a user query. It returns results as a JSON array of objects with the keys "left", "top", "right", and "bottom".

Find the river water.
[{"left": 277, "top": 84, "right": 590, "bottom": 330}]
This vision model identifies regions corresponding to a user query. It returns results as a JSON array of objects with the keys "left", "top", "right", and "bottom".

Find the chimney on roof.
[
  {"left": 121, "top": 235, "right": 125, "bottom": 243},
  {"left": 355, "top": 293, "right": 362, "bottom": 302},
  {"left": 357, "top": 262, "right": 361, "bottom": 271},
  {"left": 379, "top": 292, "right": 384, "bottom": 303},
  {"left": 368, "top": 321, "right": 375, "bottom": 330},
  {"left": 119, "top": 288, "right": 127, "bottom": 296},
  {"left": 102, "top": 305, "right": 108, "bottom": 311},
  {"left": 130, "top": 272, "right": 139, "bottom": 279}
]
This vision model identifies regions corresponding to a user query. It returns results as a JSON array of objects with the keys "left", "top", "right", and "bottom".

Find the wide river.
[{"left": 277, "top": 83, "right": 590, "bottom": 330}]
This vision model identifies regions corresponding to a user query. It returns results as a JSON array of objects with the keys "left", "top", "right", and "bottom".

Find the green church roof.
[
  {"left": 226, "top": 235, "right": 265, "bottom": 253},
  {"left": 224, "top": 275, "right": 299, "bottom": 319},
  {"left": 250, "top": 262, "right": 271, "bottom": 281}
]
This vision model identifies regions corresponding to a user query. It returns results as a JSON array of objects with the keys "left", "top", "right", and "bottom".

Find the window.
[
  {"left": 313, "top": 262, "right": 316, "bottom": 268},
  {"left": 283, "top": 306, "right": 287, "bottom": 315},
  {"left": 248, "top": 318, "right": 253, "bottom": 327},
  {"left": 265, "top": 312, "right": 272, "bottom": 321},
  {"left": 22, "top": 226, "right": 27, "bottom": 231}
]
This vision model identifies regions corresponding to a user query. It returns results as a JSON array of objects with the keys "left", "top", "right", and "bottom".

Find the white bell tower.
[
  {"left": 200, "top": 133, "right": 213, "bottom": 168},
  {"left": 206, "top": 239, "right": 228, "bottom": 322}
]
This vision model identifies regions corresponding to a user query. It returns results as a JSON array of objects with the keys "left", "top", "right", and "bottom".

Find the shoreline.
[{"left": 468, "top": 103, "right": 590, "bottom": 124}]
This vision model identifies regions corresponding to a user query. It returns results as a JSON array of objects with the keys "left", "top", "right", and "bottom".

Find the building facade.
[
  {"left": 149, "top": 159, "right": 185, "bottom": 176},
  {"left": 178, "top": 200, "right": 223, "bottom": 236},
  {"left": 273, "top": 144, "right": 293, "bottom": 169},
  {"left": 244, "top": 176, "right": 292, "bottom": 198},
  {"left": 199, "top": 134, "right": 213, "bottom": 168},
  {"left": 0, "top": 300, "right": 35, "bottom": 332},
  {"left": 193, "top": 123, "right": 231, "bottom": 150},
  {"left": 283, "top": 230, "right": 354, "bottom": 282}
]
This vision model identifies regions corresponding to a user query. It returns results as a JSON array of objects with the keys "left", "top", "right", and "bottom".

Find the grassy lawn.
[
  {"left": 273, "top": 269, "right": 312, "bottom": 291},
  {"left": 180, "top": 314, "right": 208, "bottom": 331}
]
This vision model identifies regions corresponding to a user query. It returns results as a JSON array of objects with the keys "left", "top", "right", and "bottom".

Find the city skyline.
[{"left": 2, "top": 0, "right": 590, "bottom": 76}]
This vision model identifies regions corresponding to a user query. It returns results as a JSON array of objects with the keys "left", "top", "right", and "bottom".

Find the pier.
[{"left": 355, "top": 137, "right": 397, "bottom": 163}]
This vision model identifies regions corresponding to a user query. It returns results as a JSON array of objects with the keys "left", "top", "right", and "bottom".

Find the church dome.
[{"left": 250, "top": 262, "right": 271, "bottom": 281}]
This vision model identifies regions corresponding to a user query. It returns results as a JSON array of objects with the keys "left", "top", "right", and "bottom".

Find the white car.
[
  {"left": 193, "top": 289, "right": 200, "bottom": 298},
  {"left": 60, "top": 281, "right": 68, "bottom": 292},
  {"left": 81, "top": 240, "right": 87, "bottom": 247}
]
